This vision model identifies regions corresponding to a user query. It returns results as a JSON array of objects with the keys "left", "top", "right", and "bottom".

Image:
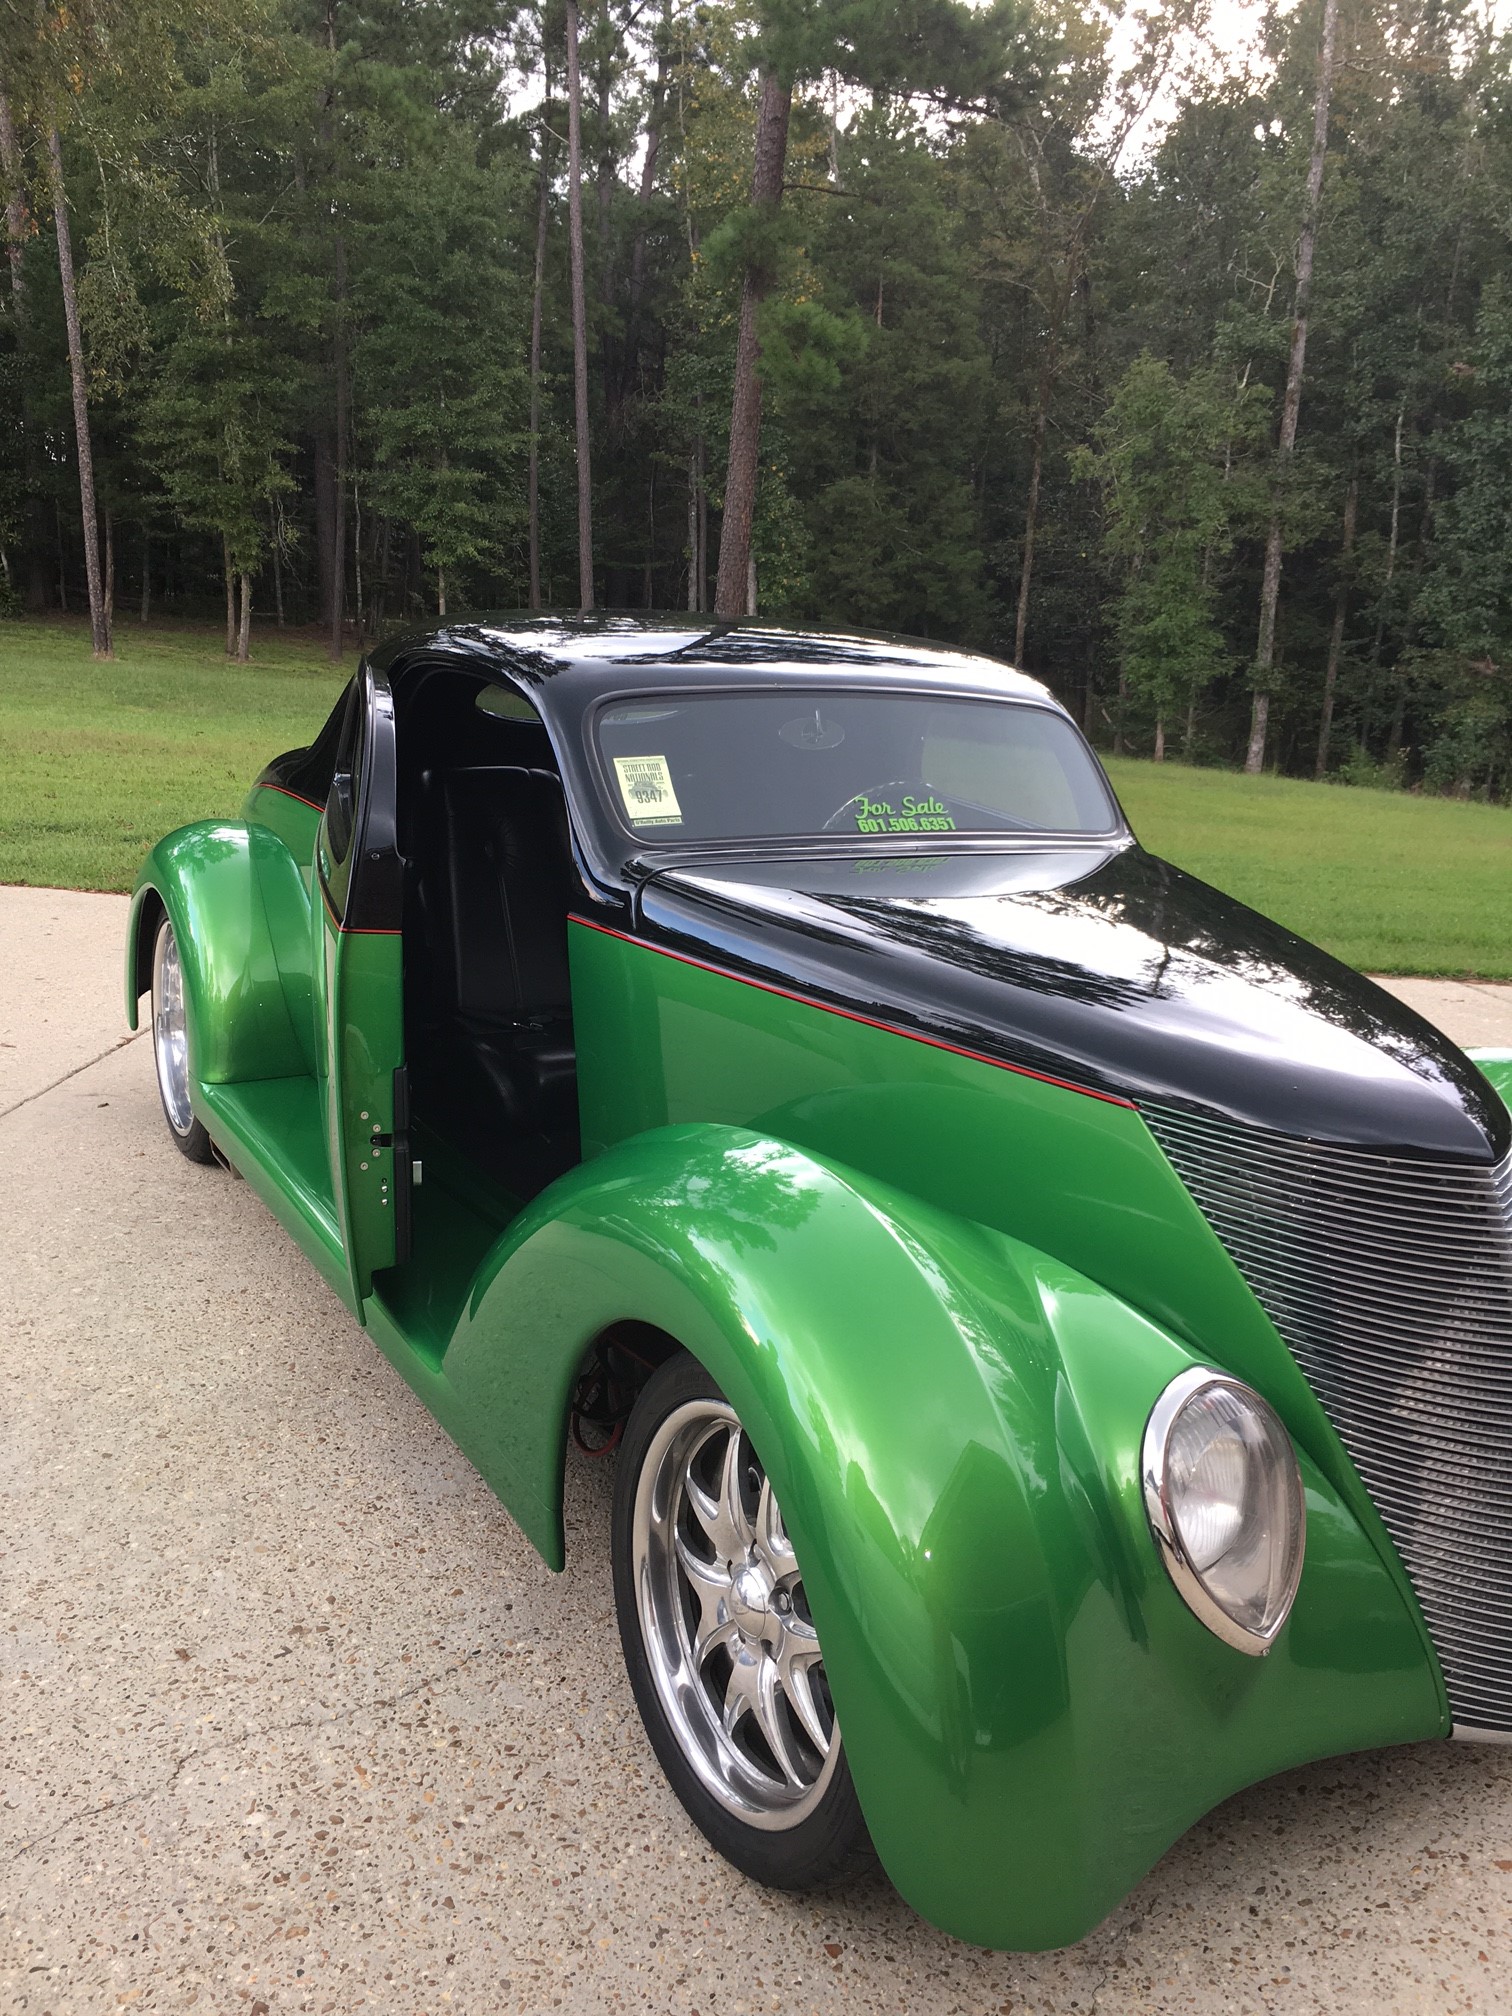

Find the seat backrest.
[{"left": 436, "top": 767, "right": 575, "bottom": 1023}]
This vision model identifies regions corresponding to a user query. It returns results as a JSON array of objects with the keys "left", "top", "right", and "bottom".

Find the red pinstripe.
[{"left": 567, "top": 913, "right": 1136, "bottom": 1110}]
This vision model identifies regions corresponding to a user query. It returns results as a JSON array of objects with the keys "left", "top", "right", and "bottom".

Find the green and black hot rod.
[{"left": 127, "top": 616, "right": 1512, "bottom": 1951}]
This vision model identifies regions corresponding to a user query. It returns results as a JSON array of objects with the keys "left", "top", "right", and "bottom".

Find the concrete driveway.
[{"left": 4, "top": 883, "right": 1511, "bottom": 2015}]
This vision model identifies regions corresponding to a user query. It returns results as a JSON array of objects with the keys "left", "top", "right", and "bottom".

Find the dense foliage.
[{"left": 3, "top": 0, "right": 1512, "bottom": 794}]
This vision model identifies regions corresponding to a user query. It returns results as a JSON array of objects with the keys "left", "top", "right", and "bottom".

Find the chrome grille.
[{"left": 1143, "top": 1102, "right": 1512, "bottom": 1734}]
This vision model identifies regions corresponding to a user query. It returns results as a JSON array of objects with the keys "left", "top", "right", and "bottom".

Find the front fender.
[
  {"left": 388, "top": 1123, "right": 1441, "bottom": 1951},
  {"left": 1469, "top": 1049, "right": 1512, "bottom": 1117},
  {"left": 126, "top": 822, "right": 307, "bottom": 1085}
]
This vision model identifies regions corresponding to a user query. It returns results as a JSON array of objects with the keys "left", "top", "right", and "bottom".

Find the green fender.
[
  {"left": 125, "top": 821, "right": 314, "bottom": 1082},
  {"left": 362, "top": 1122, "right": 1442, "bottom": 1951},
  {"left": 1470, "top": 1049, "right": 1512, "bottom": 1115}
]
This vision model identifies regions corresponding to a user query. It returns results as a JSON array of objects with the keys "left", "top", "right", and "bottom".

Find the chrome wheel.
[
  {"left": 151, "top": 919, "right": 195, "bottom": 1137},
  {"left": 632, "top": 1398, "right": 839, "bottom": 1830}
]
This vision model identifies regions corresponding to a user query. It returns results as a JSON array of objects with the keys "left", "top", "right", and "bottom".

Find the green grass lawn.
[
  {"left": 2, "top": 617, "right": 1509, "bottom": 974},
  {"left": 0, "top": 617, "right": 346, "bottom": 894},
  {"left": 1105, "top": 758, "right": 1512, "bottom": 977}
]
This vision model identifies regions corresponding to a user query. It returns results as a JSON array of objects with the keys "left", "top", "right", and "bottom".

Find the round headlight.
[{"left": 1142, "top": 1367, "right": 1305, "bottom": 1654}]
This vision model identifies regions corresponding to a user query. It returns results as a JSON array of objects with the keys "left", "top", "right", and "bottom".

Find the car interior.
[{"left": 394, "top": 666, "right": 584, "bottom": 1207}]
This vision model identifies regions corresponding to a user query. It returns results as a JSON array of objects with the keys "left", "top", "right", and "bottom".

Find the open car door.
[{"left": 313, "top": 663, "right": 411, "bottom": 1306}]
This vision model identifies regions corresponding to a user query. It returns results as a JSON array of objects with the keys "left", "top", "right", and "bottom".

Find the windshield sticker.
[
  {"left": 853, "top": 794, "right": 957, "bottom": 835},
  {"left": 613, "top": 753, "right": 684, "bottom": 826},
  {"left": 779, "top": 710, "right": 845, "bottom": 751}
]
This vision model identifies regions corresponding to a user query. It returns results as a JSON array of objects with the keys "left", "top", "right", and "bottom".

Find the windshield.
[{"left": 594, "top": 689, "right": 1119, "bottom": 843}]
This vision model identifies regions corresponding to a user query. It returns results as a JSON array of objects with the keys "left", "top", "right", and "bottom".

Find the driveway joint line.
[
  {"left": 8, "top": 1647, "right": 489, "bottom": 1862},
  {"left": 0, "top": 1033, "right": 142, "bottom": 1123}
]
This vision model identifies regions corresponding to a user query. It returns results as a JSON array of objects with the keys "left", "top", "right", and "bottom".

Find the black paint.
[{"left": 323, "top": 615, "right": 1507, "bottom": 1161}]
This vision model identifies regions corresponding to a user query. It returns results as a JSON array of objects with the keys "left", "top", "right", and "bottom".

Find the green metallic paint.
[
  {"left": 1469, "top": 1050, "right": 1512, "bottom": 1112},
  {"left": 200, "top": 1077, "right": 349, "bottom": 1299},
  {"left": 245, "top": 781, "right": 322, "bottom": 885},
  {"left": 356, "top": 1123, "right": 1439, "bottom": 1951},
  {"left": 126, "top": 823, "right": 306, "bottom": 1081},
  {"left": 313, "top": 894, "right": 404, "bottom": 1302},
  {"left": 568, "top": 920, "right": 1446, "bottom": 1697},
  {"left": 124, "top": 801, "right": 1457, "bottom": 1950}
]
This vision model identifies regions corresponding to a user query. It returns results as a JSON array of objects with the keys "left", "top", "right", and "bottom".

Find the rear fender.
[
  {"left": 421, "top": 1123, "right": 1441, "bottom": 1950},
  {"left": 126, "top": 822, "right": 307, "bottom": 1084}
]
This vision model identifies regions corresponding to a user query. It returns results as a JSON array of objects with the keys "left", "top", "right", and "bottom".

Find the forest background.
[{"left": 3, "top": 0, "right": 1512, "bottom": 798}]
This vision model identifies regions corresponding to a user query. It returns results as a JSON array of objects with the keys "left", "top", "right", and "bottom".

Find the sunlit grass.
[
  {"left": 0, "top": 616, "right": 347, "bottom": 893},
  {"left": 1107, "top": 757, "right": 1512, "bottom": 978}
]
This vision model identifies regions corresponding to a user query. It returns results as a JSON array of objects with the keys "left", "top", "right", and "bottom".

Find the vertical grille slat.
[{"left": 1144, "top": 1102, "right": 1512, "bottom": 1735}]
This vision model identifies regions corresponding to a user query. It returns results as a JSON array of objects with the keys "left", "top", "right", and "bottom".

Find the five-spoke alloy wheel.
[
  {"left": 150, "top": 916, "right": 214, "bottom": 1163},
  {"left": 612, "top": 1353, "right": 872, "bottom": 1889}
]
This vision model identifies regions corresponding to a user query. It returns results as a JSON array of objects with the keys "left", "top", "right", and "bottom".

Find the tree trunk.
[
  {"left": 437, "top": 564, "right": 446, "bottom": 617},
  {"left": 352, "top": 468, "right": 364, "bottom": 645},
  {"left": 1386, "top": 677, "right": 1407, "bottom": 762},
  {"left": 697, "top": 431, "right": 708, "bottom": 613},
  {"left": 323, "top": 0, "right": 347, "bottom": 662},
  {"left": 223, "top": 535, "right": 236, "bottom": 656},
  {"left": 140, "top": 524, "right": 150, "bottom": 623},
  {"left": 644, "top": 462, "right": 656, "bottom": 607},
  {"left": 714, "top": 68, "right": 791, "bottom": 621},
  {"left": 269, "top": 503, "right": 285, "bottom": 626},
  {"left": 621, "top": 45, "right": 669, "bottom": 411},
  {"left": 565, "top": 0, "right": 595, "bottom": 610},
  {"left": 1371, "top": 403, "right": 1404, "bottom": 672},
  {"left": 1246, "top": 0, "right": 1338, "bottom": 774},
  {"left": 1083, "top": 649, "right": 1097, "bottom": 737},
  {"left": 1153, "top": 714, "right": 1165, "bottom": 763},
  {"left": 330, "top": 312, "right": 348, "bottom": 660},
  {"left": 47, "top": 125, "right": 111, "bottom": 658},
  {"left": 103, "top": 508, "right": 114, "bottom": 631},
  {"left": 1376, "top": 404, "right": 1408, "bottom": 758},
  {"left": 3, "top": 88, "right": 50, "bottom": 616},
  {"left": 402, "top": 523, "right": 417, "bottom": 616},
  {"left": 1009, "top": 197, "right": 1090, "bottom": 666},
  {"left": 0, "top": 88, "right": 25, "bottom": 303},
  {"left": 687, "top": 440, "right": 700, "bottom": 611},
  {"left": 1013, "top": 364, "right": 1052, "bottom": 663},
  {"left": 315, "top": 432, "right": 338, "bottom": 633},
  {"left": 237, "top": 572, "right": 252, "bottom": 662},
  {"left": 595, "top": 41, "right": 614, "bottom": 281},
  {"left": 528, "top": 98, "right": 551, "bottom": 611},
  {"left": 1315, "top": 471, "right": 1357, "bottom": 778}
]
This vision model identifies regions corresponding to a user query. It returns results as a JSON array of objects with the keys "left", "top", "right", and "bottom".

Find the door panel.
[{"left": 314, "top": 665, "right": 410, "bottom": 1306}]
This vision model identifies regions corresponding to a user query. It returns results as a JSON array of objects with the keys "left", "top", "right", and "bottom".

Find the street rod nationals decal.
[{"left": 613, "top": 753, "right": 684, "bottom": 827}]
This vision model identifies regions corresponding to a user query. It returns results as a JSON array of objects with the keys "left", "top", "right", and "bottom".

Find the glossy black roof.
[{"left": 368, "top": 612, "right": 1061, "bottom": 710}]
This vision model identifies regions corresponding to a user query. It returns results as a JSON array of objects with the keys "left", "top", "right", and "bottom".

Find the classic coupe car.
[{"left": 127, "top": 615, "right": 1512, "bottom": 1951}]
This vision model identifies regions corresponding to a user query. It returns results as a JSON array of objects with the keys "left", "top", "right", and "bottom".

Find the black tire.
[
  {"left": 149, "top": 916, "right": 215, "bottom": 1164},
  {"left": 611, "top": 1350, "right": 875, "bottom": 1890}
]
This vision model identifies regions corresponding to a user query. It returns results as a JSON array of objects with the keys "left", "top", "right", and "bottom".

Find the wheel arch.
[
  {"left": 125, "top": 822, "right": 307, "bottom": 1085},
  {"left": 125, "top": 884, "right": 166, "bottom": 1026},
  {"left": 432, "top": 1119, "right": 1442, "bottom": 1949}
]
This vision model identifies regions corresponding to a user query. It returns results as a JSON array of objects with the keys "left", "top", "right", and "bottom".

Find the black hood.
[{"left": 636, "top": 843, "right": 1509, "bottom": 1163}]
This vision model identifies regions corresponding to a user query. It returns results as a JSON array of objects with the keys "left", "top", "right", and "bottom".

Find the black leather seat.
[{"left": 411, "top": 765, "right": 580, "bottom": 1195}]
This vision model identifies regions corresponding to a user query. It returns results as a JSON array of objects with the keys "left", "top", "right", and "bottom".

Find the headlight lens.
[{"left": 1142, "top": 1368, "right": 1306, "bottom": 1654}]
